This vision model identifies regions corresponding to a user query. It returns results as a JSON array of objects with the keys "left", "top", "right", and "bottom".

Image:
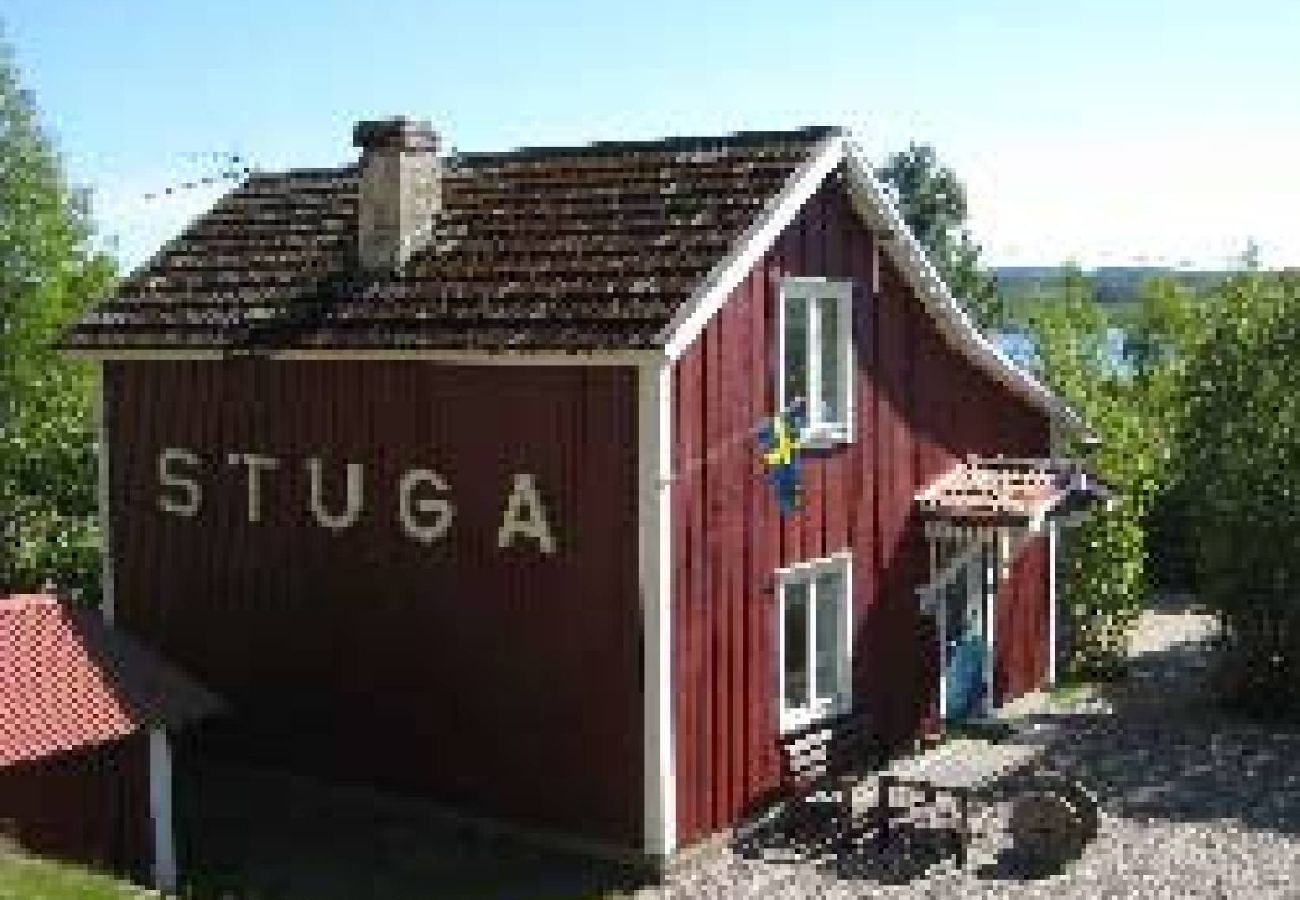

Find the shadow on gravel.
[
  {"left": 735, "top": 604, "right": 1300, "bottom": 889},
  {"left": 733, "top": 798, "right": 965, "bottom": 887},
  {"left": 1022, "top": 628, "right": 1300, "bottom": 841}
]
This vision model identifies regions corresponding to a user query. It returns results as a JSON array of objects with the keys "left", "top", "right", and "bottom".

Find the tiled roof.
[
  {"left": 915, "top": 457, "right": 1108, "bottom": 528},
  {"left": 0, "top": 594, "right": 222, "bottom": 767},
  {"left": 65, "top": 126, "right": 839, "bottom": 353}
]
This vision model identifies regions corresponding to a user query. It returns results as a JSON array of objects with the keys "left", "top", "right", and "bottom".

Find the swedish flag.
[{"left": 757, "top": 406, "right": 805, "bottom": 516}]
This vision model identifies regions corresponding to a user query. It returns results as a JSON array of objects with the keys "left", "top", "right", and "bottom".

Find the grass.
[
  {"left": 0, "top": 851, "right": 145, "bottom": 900},
  {"left": 1048, "top": 677, "right": 1097, "bottom": 705}
]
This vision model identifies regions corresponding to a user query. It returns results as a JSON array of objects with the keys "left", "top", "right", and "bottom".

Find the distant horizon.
[{"left": 6, "top": 0, "right": 1296, "bottom": 274}]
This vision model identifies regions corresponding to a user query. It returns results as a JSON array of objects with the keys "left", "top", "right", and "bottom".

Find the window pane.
[
  {"left": 783, "top": 582, "right": 809, "bottom": 711},
  {"left": 814, "top": 570, "right": 845, "bottom": 704},
  {"left": 783, "top": 295, "right": 808, "bottom": 413},
  {"left": 817, "top": 296, "right": 841, "bottom": 424}
]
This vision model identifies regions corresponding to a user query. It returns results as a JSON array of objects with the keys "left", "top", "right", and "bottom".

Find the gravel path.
[{"left": 644, "top": 603, "right": 1300, "bottom": 898}]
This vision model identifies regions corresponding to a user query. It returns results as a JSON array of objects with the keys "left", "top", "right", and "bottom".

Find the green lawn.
[{"left": 0, "top": 852, "right": 144, "bottom": 900}]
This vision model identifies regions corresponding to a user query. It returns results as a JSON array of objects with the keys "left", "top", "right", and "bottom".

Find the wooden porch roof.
[{"left": 915, "top": 456, "right": 1108, "bottom": 529}]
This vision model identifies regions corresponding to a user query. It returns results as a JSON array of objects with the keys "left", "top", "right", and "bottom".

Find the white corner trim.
[
  {"left": 660, "top": 133, "right": 847, "bottom": 361},
  {"left": 838, "top": 143, "right": 1087, "bottom": 436},
  {"left": 147, "top": 728, "right": 178, "bottom": 893},
  {"left": 637, "top": 360, "right": 676, "bottom": 858},
  {"left": 933, "top": 538, "right": 947, "bottom": 721},
  {"left": 94, "top": 363, "right": 115, "bottom": 624}
]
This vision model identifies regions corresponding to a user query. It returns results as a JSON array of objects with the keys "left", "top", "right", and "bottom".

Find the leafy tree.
[
  {"left": 0, "top": 30, "right": 115, "bottom": 603},
  {"left": 1125, "top": 276, "right": 1210, "bottom": 591},
  {"left": 1015, "top": 268, "right": 1209, "bottom": 676},
  {"left": 876, "top": 143, "right": 1003, "bottom": 330},
  {"left": 1178, "top": 272, "right": 1300, "bottom": 717},
  {"left": 1017, "top": 271, "right": 1142, "bottom": 675}
]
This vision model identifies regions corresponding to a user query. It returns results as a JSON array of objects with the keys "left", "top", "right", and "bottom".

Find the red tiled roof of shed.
[
  {"left": 63, "top": 126, "right": 839, "bottom": 353},
  {"left": 0, "top": 594, "right": 221, "bottom": 767}
]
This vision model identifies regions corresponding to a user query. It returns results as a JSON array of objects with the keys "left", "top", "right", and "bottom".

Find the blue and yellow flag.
[{"left": 757, "top": 405, "right": 805, "bottom": 516}]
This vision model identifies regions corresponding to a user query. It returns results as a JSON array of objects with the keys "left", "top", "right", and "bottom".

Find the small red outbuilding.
[{"left": 0, "top": 593, "right": 219, "bottom": 889}]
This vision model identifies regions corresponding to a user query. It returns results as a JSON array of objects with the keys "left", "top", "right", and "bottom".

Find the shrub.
[{"left": 1178, "top": 272, "right": 1300, "bottom": 718}]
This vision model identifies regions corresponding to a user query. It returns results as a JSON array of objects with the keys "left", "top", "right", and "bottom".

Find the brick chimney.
[{"left": 352, "top": 117, "right": 442, "bottom": 271}]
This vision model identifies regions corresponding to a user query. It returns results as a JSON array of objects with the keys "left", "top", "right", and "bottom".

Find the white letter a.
[{"left": 497, "top": 473, "right": 556, "bottom": 555}]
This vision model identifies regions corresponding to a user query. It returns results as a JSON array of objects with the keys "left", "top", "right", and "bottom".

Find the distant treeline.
[{"left": 996, "top": 266, "right": 1233, "bottom": 309}]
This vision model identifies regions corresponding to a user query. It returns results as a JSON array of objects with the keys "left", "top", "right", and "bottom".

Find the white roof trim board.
[
  {"left": 659, "top": 133, "right": 1086, "bottom": 435},
  {"left": 659, "top": 132, "right": 848, "bottom": 359}
]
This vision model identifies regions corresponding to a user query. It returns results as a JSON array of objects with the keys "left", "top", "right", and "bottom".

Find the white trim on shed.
[{"left": 147, "top": 728, "right": 178, "bottom": 892}]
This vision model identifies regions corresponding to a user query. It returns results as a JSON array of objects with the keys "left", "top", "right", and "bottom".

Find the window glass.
[
  {"left": 814, "top": 569, "right": 845, "bottom": 705},
  {"left": 817, "top": 295, "right": 841, "bottom": 424},
  {"left": 783, "top": 295, "right": 808, "bottom": 412},
  {"left": 783, "top": 580, "right": 809, "bottom": 711}
]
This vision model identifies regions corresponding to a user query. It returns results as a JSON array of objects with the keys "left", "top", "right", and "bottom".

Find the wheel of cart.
[{"left": 1007, "top": 769, "right": 1099, "bottom": 870}]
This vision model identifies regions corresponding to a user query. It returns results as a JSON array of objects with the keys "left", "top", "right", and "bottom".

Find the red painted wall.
[
  {"left": 104, "top": 360, "right": 641, "bottom": 848},
  {"left": 995, "top": 536, "right": 1050, "bottom": 704},
  {"left": 669, "top": 172, "right": 1051, "bottom": 845},
  {"left": 0, "top": 736, "right": 151, "bottom": 881}
]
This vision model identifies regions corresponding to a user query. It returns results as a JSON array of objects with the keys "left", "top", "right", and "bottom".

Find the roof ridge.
[
  {"left": 240, "top": 127, "right": 842, "bottom": 184},
  {"left": 452, "top": 125, "right": 844, "bottom": 164}
]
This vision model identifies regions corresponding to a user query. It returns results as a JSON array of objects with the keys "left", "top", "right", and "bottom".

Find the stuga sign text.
[{"left": 155, "top": 447, "right": 558, "bottom": 554}]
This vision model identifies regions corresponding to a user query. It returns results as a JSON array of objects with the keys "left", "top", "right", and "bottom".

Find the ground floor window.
[{"left": 777, "top": 552, "right": 852, "bottom": 732}]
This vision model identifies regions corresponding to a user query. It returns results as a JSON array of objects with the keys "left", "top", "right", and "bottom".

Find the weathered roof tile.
[{"left": 65, "top": 126, "right": 838, "bottom": 353}]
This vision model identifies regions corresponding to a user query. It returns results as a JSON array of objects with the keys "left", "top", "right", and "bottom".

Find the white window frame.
[
  {"left": 776, "top": 277, "right": 855, "bottom": 447},
  {"left": 775, "top": 551, "right": 854, "bottom": 733}
]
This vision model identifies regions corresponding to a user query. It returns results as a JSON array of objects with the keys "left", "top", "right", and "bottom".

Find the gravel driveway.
[{"left": 643, "top": 602, "right": 1300, "bottom": 899}]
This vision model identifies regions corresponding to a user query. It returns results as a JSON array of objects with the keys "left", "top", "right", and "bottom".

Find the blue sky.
[{"left": 5, "top": 0, "right": 1298, "bottom": 271}]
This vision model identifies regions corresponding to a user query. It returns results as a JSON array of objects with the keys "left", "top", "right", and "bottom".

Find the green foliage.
[
  {"left": 0, "top": 30, "right": 115, "bottom": 604},
  {"left": 875, "top": 143, "right": 1003, "bottom": 330},
  {"left": 1177, "top": 272, "right": 1300, "bottom": 718},
  {"left": 1015, "top": 268, "right": 1207, "bottom": 677}
]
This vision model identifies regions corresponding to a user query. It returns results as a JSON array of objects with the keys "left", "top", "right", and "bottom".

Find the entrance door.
[{"left": 943, "top": 548, "right": 987, "bottom": 722}]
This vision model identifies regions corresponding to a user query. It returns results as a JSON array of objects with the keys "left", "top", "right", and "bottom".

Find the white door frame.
[{"left": 937, "top": 534, "right": 996, "bottom": 721}]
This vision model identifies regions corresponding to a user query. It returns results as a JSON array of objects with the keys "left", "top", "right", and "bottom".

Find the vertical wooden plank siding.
[
  {"left": 995, "top": 535, "right": 1050, "bottom": 704},
  {"left": 670, "top": 174, "right": 1054, "bottom": 847},
  {"left": 0, "top": 736, "right": 152, "bottom": 881},
  {"left": 104, "top": 360, "right": 642, "bottom": 848}
]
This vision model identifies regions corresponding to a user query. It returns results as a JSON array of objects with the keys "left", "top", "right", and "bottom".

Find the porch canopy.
[
  {"left": 912, "top": 456, "right": 1110, "bottom": 619},
  {"left": 916, "top": 456, "right": 1109, "bottom": 538}
]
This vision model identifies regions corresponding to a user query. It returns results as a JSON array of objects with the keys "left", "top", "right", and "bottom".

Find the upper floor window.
[{"left": 778, "top": 278, "right": 855, "bottom": 446}]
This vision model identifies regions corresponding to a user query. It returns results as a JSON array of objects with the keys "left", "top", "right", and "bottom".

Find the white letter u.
[{"left": 306, "top": 458, "right": 364, "bottom": 530}]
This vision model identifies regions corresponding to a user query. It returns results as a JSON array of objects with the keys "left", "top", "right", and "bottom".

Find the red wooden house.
[
  {"left": 0, "top": 593, "right": 219, "bottom": 889},
  {"left": 63, "top": 120, "right": 1096, "bottom": 864}
]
